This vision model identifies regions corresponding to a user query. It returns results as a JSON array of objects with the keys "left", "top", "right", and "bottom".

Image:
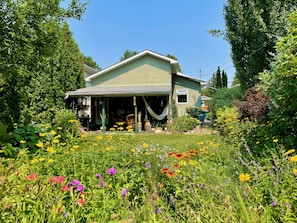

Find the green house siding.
[
  {"left": 91, "top": 56, "right": 172, "bottom": 87},
  {"left": 173, "top": 76, "right": 201, "bottom": 116}
]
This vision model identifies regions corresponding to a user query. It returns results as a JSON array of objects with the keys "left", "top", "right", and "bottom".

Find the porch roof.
[{"left": 66, "top": 85, "right": 171, "bottom": 98}]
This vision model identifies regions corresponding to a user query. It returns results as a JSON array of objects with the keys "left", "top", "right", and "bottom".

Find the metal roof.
[{"left": 66, "top": 85, "right": 171, "bottom": 98}]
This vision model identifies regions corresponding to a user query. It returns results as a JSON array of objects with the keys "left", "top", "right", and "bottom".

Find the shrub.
[
  {"left": 234, "top": 87, "right": 269, "bottom": 122},
  {"left": 170, "top": 116, "right": 201, "bottom": 132},
  {"left": 53, "top": 109, "right": 81, "bottom": 140},
  {"left": 185, "top": 106, "right": 201, "bottom": 119},
  {"left": 215, "top": 106, "right": 239, "bottom": 135}
]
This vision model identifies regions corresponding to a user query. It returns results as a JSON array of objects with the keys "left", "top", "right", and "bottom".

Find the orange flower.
[
  {"left": 174, "top": 153, "right": 185, "bottom": 159},
  {"left": 172, "top": 163, "right": 179, "bottom": 168},
  {"left": 186, "top": 150, "right": 198, "bottom": 156},
  {"left": 168, "top": 151, "right": 179, "bottom": 157},
  {"left": 76, "top": 198, "right": 85, "bottom": 206},
  {"left": 167, "top": 171, "right": 176, "bottom": 178},
  {"left": 160, "top": 168, "right": 170, "bottom": 174}
]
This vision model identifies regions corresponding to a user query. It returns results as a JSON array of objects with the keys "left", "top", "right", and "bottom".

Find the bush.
[
  {"left": 53, "top": 109, "right": 81, "bottom": 140},
  {"left": 170, "top": 116, "right": 201, "bottom": 132},
  {"left": 185, "top": 106, "right": 201, "bottom": 119},
  {"left": 214, "top": 106, "right": 239, "bottom": 135}
]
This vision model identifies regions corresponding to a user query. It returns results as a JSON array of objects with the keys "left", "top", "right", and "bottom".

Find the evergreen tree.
[
  {"left": 215, "top": 67, "right": 222, "bottom": 88},
  {"left": 222, "top": 71, "right": 228, "bottom": 88},
  {"left": 224, "top": 0, "right": 297, "bottom": 90}
]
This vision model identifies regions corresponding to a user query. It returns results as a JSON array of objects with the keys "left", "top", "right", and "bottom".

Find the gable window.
[{"left": 177, "top": 89, "right": 188, "bottom": 104}]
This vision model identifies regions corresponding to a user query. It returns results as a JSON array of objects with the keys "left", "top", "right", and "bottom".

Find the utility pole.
[{"left": 199, "top": 70, "right": 202, "bottom": 79}]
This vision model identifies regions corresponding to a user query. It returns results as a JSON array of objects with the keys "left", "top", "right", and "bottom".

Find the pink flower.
[
  {"left": 107, "top": 167, "right": 117, "bottom": 175},
  {"left": 26, "top": 173, "right": 39, "bottom": 181},
  {"left": 122, "top": 188, "right": 127, "bottom": 197},
  {"left": 49, "top": 176, "right": 64, "bottom": 184},
  {"left": 61, "top": 185, "right": 70, "bottom": 192},
  {"left": 76, "top": 198, "right": 85, "bottom": 206}
]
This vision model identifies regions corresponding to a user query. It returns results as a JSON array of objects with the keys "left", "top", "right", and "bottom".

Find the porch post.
[
  {"left": 101, "top": 98, "right": 106, "bottom": 133},
  {"left": 133, "top": 96, "right": 138, "bottom": 133}
]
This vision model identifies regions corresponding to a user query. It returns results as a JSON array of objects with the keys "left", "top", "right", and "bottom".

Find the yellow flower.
[
  {"left": 68, "top": 119, "right": 77, "bottom": 123},
  {"left": 196, "top": 141, "right": 204, "bottom": 145},
  {"left": 107, "top": 135, "right": 112, "bottom": 140},
  {"left": 145, "top": 152, "right": 150, "bottom": 156},
  {"left": 273, "top": 139, "right": 278, "bottom": 143},
  {"left": 127, "top": 129, "right": 134, "bottom": 132},
  {"left": 130, "top": 148, "right": 136, "bottom": 153},
  {"left": 239, "top": 173, "right": 251, "bottom": 182},
  {"left": 72, "top": 145, "right": 79, "bottom": 149},
  {"left": 52, "top": 139, "right": 59, "bottom": 144},
  {"left": 0, "top": 150, "right": 4, "bottom": 153},
  {"left": 55, "top": 135, "right": 61, "bottom": 139},
  {"left": 60, "top": 142, "right": 67, "bottom": 146},
  {"left": 284, "top": 149, "right": 295, "bottom": 156},
  {"left": 31, "top": 159, "right": 38, "bottom": 164},
  {"left": 50, "top": 130, "right": 57, "bottom": 135},
  {"left": 293, "top": 169, "right": 297, "bottom": 175},
  {"left": 18, "top": 150, "right": 26, "bottom": 156},
  {"left": 48, "top": 159, "right": 54, "bottom": 163},
  {"left": 290, "top": 155, "right": 297, "bottom": 162},
  {"left": 97, "top": 135, "right": 103, "bottom": 140},
  {"left": 143, "top": 143, "right": 149, "bottom": 148},
  {"left": 256, "top": 141, "right": 260, "bottom": 144},
  {"left": 39, "top": 157, "right": 45, "bottom": 162},
  {"left": 118, "top": 127, "right": 124, "bottom": 131},
  {"left": 20, "top": 140, "right": 26, "bottom": 144},
  {"left": 57, "top": 127, "right": 62, "bottom": 130},
  {"left": 36, "top": 142, "right": 43, "bottom": 148},
  {"left": 47, "top": 147, "right": 56, "bottom": 154},
  {"left": 39, "top": 133, "right": 46, "bottom": 137},
  {"left": 109, "top": 127, "right": 116, "bottom": 131}
]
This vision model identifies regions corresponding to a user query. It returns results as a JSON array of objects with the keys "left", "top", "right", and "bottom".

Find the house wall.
[
  {"left": 91, "top": 55, "right": 172, "bottom": 87},
  {"left": 173, "top": 76, "right": 202, "bottom": 117}
]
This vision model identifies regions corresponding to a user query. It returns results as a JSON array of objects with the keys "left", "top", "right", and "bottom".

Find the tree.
[
  {"left": 166, "top": 54, "right": 182, "bottom": 73},
  {"left": 84, "top": 56, "right": 101, "bottom": 71},
  {"left": 222, "top": 71, "right": 228, "bottom": 88},
  {"left": 120, "top": 50, "right": 138, "bottom": 61},
  {"left": 0, "top": 0, "right": 87, "bottom": 129},
  {"left": 215, "top": 67, "right": 222, "bottom": 88},
  {"left": 260, "top": 10, "right": 297, "bottom": 145},
  {"left": 224, "top": 0, "right": 297, "bottom": 90}
]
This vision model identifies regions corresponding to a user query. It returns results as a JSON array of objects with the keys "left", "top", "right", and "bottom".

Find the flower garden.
[{"left": 0, "top": 118, "right": 296, "bottom": 223}]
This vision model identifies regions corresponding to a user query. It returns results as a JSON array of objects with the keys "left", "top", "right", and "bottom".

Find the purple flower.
[
  {"left": 122, "top": 188, "right": 127, "bottom": 197},
  {"left": 170, "top": 197, "right": 175, "bottom": 205},
  {"left": 98, "top": 181, "right": 106, "bottom": 187},
  {"left": 107, "top": 167, "right": 117, "bottom": 175},
  {"left": 145, "top": 163, "right": 151, "bottom": 169},
  {"left": 95, "top": 173, "right": 103, "bottom": 179},
  {"left": 76, "top": 184, "right": 85, "bottom": 192},
  {"left": 69, "top": 179, "right": 85, "bottom": 192},
  {"left": 157, "top": 208, "right": 162, "bottom": 213},
  {"left": 69, "top": 180, "right": 81, "bottom": 186}
]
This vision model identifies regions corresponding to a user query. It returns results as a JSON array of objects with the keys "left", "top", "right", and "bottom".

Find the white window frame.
[{"left": 176, "top": 89, "right": 188, "bottom": 104}]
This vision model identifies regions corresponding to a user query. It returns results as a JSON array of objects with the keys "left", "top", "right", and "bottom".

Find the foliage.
[
  {"left": 0, "top": 0, "right": 87, "bottom": 130},
  {"left": 208, "top": 86, "right": 243, "bottom": 121},
  {"left": 214, "top": 106, "right": 240, "bottom": 135},
  {"left": 185, "top": 106, "right": 201, "bottom": 119},
  {"left": 260, "top": 10, "right": 297, "bottom": 148},
  {"left": 1, "top": 131, "right": 296, "bottom": 222},
  {"left": 166, "top": 54, "right": 182, "bottom": 72},
  {"left": 224, "top": 0, "right": 297, "bottom": 90},
  {"left": 120, "top": 50, "right": 139, "bottom": 61},
  {"left": 84, "top": 55, "right": 101, "bottom": 71},
  {"left": 235, "top": 86, "right": 269, "bottom": 122},
  {"left": 53, "top": 109, "right": 81, "bottom": 140},
  {"left": 208, "top": 67, "right": 228, "bottom": 89},
  {"left": 170, "top": 116, "right": 201, "bottom": 132}
]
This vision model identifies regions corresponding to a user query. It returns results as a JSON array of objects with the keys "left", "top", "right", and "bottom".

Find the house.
[{"left": 66, "top": 50, "right": 206, "bottom": 131}]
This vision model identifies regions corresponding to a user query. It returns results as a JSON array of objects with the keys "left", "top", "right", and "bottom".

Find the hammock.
[{"left": 142, "top": 97, "right": 168, "bottom": 121}]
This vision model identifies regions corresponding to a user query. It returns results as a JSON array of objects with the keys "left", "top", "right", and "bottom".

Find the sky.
[{"left": 67, "top": 0, "right": 235, "bottom": 85}]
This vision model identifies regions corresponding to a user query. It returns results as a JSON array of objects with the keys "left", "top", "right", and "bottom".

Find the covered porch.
[{"left": 65, "top": 85, "right": 172, "bottom": 132}]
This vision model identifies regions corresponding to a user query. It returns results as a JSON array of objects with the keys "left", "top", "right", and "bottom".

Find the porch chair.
[{"left": 126, "top": 114, "right": 135, "bottom": 128}]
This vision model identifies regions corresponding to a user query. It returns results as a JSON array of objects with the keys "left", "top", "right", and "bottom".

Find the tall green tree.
[
  {"left": 260, "top": 10, "right": 297, "bottom": 145},
  {"left": 215, "top": 67, "right": 222, "bottom": 88},
  {"left": 222, "top": 71, "right": 228, "bottom": 88},
  {"left": 224, "top": 0, "right": 297, "bottom": 90},
  {"left": 120, "top": 50, "right": 138, "bottom": 61},
  {"left": 84, "top": 56, "right": 101, "bottom": 71},
  {"left": 0, "top": 0, "right": 87, "bottom": 128}
]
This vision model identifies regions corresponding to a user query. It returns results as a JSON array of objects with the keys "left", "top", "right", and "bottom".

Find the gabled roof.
[
  {"left": 177, "top": 72, "right": 206, "bottom": 85},
  {"left": 85, "top": 50, "right": 178, "bottom": 82},
  {"left": 84, "top": 64, "right": 99, "bottom": 76}
]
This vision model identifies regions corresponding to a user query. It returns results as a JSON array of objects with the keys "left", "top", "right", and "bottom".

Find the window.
[{"left": 177, "top": 89, "right": 188, "bottom": 103}]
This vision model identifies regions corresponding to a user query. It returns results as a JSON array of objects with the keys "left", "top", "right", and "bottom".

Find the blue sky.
[{"left": 68, "top": 0, "right": 235, "bottom": 85}]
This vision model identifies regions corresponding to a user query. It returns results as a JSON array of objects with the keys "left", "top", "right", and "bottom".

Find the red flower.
[
  {"left": 76, "top": 198, "right": 85, "bottom": 206},
  {"left": 61, "top": 185, "right": 70, "bottom": 192},
  {"left": 49, "top": 176, "right": 64, "bottom": 184},
  {"left": 26, "top": 173, "right": 39, "bottom": 181}
]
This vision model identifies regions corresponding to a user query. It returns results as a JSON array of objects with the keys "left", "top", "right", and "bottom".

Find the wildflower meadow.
[{"left": 0, "top": 119, "right": 296, "bottom": 222}]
